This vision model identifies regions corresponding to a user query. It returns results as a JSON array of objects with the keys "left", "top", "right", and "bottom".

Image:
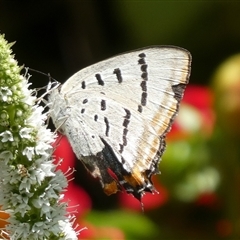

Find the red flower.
[
  {"left": 195, "top": 192, "right": 220, "bottom": 210},
  {"left": 53, "top": 135, "right": 92, "bottom": 217},
  {"left": 53, "top": 135, "right": 75, "bottom": 180},
  {"left": 169, "top": 85, "right": 215, "bottom": 139},
  {"left": 61, "top": 182, "right": 92, "bottom": 217}
]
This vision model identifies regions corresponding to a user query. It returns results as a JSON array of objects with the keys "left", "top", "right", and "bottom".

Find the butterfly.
[{"left": 49, "top": 46, "right": 191, "bottom": 201}]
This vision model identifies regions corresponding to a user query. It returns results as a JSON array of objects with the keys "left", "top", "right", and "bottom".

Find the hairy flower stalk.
[{"left": 0, "top": 34, "right": 78, "bottom": 239}]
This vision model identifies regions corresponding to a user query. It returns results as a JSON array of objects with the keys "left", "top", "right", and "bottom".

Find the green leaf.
[{"left": 86, "top": 210, "right": 159, "bottom": 239}]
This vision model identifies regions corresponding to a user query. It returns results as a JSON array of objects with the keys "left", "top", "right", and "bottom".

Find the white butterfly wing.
[{"left": 49, "top": 46, "right": 191, "bottom": 199}]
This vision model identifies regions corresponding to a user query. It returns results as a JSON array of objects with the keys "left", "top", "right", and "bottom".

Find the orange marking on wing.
[
  {"left": 103, "top": 181, "right": 118, "bottom": 196},
  {"left": 151, "top": 101, "right": 177, "bottom": 136},
  {"left": 123, "top": 169, "right": 144, "bottom": 187},
  {"left": 136, "top": 134, "right": 159, "bottom": 166}
]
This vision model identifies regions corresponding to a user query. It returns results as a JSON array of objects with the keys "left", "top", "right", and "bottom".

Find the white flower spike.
[{"left": 0, "top": 34, "right": 78, "bottom": 239}]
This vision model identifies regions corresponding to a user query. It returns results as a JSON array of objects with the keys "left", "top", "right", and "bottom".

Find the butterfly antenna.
[
  {"left": 53, "top": 116, "right": 69, "bottom": 134},
  {"left": 27, "top": 67, "right": 58, "bottom": 83},
  {"left": 25, "top": 67, "right": 61, "bottom": 104}
]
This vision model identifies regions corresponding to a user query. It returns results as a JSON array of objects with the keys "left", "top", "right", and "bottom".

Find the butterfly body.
[{"left": 49, "top": 46, "right": 191, "bottom": 200}]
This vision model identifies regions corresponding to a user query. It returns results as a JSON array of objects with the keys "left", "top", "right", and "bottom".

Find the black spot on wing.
[
  {"left": 141, "top": 72, "right": 148, "bottom": 81},
  {"left": 121, "top": 156, "right": 126, "bottom": 164},
  {"left": 164, "top": 83, "right": 187, "bottom": 135},
  {"left": 82, "top": 81, "right": 86, "bottom": 89},
  {"left": 122, "top": 135, "right": 127, "bottom": 146},
  {"left": 141, "top": 92, "right": 147, "bottom": 106},
  {"left": 123, "top": 118, "right": 130, "bottom": 128},
  {"left": 119, "top": 108, "right": 131, "bottom": 153},
  {"left": 141, "top": 64, "right": 147, "bottom": 72},
  {"left": 138, "top": 105, "right": 142, "bottom": 113},
  {"left": 172, "top": 83, "right": 187, "bottom": 102},
  {"left": 113, "top": 68, "right": 123, "bottom": 83},
  {"left": 138, "top": 52, "right": 148, "bottom": 112},
  {"left": 104, "top": 117, "right": 110, "bottom": 136},
  {"left": 138, "top": 53, "right": 146, "bottom": 64},
  {"left": 119, "top": 144, "right": 124, "bottom": 153},
  {"left": 140, "top": 80, "right": 147, "bottom": 91},
  {"left": 95, "top": 73, "right": 104, "bottom": 86},
  {"left": 123, "top": 128, "right": 128, "bottom": 135},
  {"left": 124, "top": 108, "right": 131, "bottom": 119},
  {"left": 101, "top": 99, "right": 106, "bottom": 111}
]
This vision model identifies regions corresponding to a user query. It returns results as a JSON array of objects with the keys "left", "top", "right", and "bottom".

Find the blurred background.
[{"left": 1, "top": 1, "right": 240, "bottom": 239}]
